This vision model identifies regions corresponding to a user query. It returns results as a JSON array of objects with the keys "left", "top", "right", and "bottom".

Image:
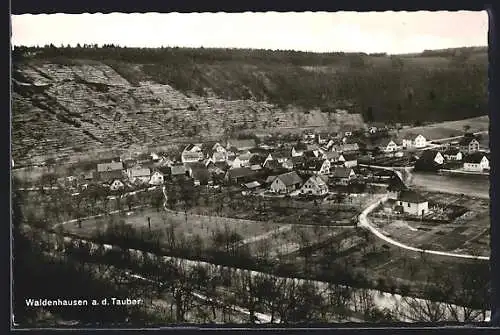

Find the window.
[{"left": 407, "top": 203, "right": 410, "bottom": 208}]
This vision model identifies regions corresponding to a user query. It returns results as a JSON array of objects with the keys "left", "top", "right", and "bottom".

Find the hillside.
[{"left": 11, "top": 46, "right": 488, "bottom": 166}]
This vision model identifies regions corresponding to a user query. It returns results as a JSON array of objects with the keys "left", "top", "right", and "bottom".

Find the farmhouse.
[
  {"left": 330, "top": 167, "right": 356, "bottom": 186},
  {"left": 270, "top": 148, "right": 292, "bottom": 163},
  {"left": 459, "top": 135, "right": 480, "bottom": 154},
  {"left": 463, "top": 152, "right": 489, "bottom": 172},
  {"left": 300, "top": 159, "right": 331, "bottom": 175},
  {"left": 325, "top": 151, "right": 341, "bottom": 163},
  {"left": 419, "top": 150, "right": 444, "bottom": 165},
  {"left": 379, "top": 139, "right": 399, "bottom": 153},
  {"left": 206, "top": 161, "right": 229, "bottom": 175},
  {"left": 231, "top": 152, "right": 253, "bottom": 168},
  {"left": 443, "top": 148, "right": 463, "bottom": 161},
  {"left": 170, "top": 164, "right": 188, "bottom": 179},
  {"left": 127, "top": 167, "right": 151, "bottom": 184},
  {"left": 300, "top": 175, "right": 329, "bottom": 196},
  {"left": 249, "top": 155, "right": 267, "bottom": 170},
  {"left": 109, "top": 179, "right": 125, "bottom": 191},
  {"left": 149, "top": 171, "right": 164, "bottom": 185},
  {"left": 226, "top": 138, "right": 257, "bottom": 151},
  {"left": 181, "top": 144, "right": 204, "bottom": 163},
  {"left": 402, "top": 134, "right": 427, "bottom": 149},
  {"left": 340, "top": 142, "right": 360, "bottom": 153},
  {"left": 396, "top": 190, "right": 429, "bottom": 216},
  {"left": 269, "top": 171, "right": 303, "bottom": 194}
]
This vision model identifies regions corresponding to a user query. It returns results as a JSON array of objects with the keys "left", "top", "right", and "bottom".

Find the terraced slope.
[{"left": 12, "top": 61, "right": 364, "bottom": 166}]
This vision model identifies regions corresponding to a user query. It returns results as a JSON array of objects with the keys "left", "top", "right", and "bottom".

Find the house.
[
  {"left": 269, "top": 171, "right": 303, "bottom": 194},
  {"left": 226, "top": 138, "right": 257, "bottom": 151},
  {"left": 463, "top": 153, "right": 489, "bottom": 172},
  {"left": 341, "top": 153, "right": 358, "bottom": 168},
  {"left": 300, "top": 175, "right": 329, "bottom": 196},
  {"left": 243, "top": 181, "right": 261, "bottom": 191},
  {"left": 292, "top": 146, "right": 304, "bottom": 157},
  {"left": 109, "top": 179, "right": 125, "bottom": 191},
  {"left": 396, "top": 190, "right": 429, "bottom": 216},
  {"left": 181, "top": 144, "right": 204, "bottom": 163},
  {"left": 330, "top": 167, "right": 356, "bottom": 186},
  {"left": 225, "top": 167, "right": 256, "bottom": 184},
  {"left": 231, "top": 151, "right": 253, "bottom": 168},
  {"left": 459, "top": 136, "right": 480, "bottom": 154},
  {"left": 149, "top": 171, "right": 164, "bottom": 185},
  {"left": 379, "top": 139, "right": 399, "bottom": 153},
  {"left": 387, "top": 176, "right": 408, "bottom": 199},
  {"left": 402, "top": 134, "right": 427, "bottom": 149},
  {"left": 127, "top": 167, "right": 151, "bottom": 184},
  {"left": 419, "top": 150, "right": 444, "bottom": 165},
  {"left": 249, "top": 155, "right": 267, "bottom": 170},
  {"left": 300, "top": 159, "right": 331, "bottom": 175},
  {"left": 270, "top": 149, "right": 292, "bottom": 163},
  {"left": 443, "top": 148, "right": 463, "bottom": 161},
  {"left": 202, "top": 142, "right": 228, "bottom": 162},
  {"left": 150, "top": 152, "right": 160, "bottom": 161},
  {"left": 325, "top": 151, "right": 341, "bottom": 163},
  {"left": 282, "top": 158, "right": 295, "bottom": 170},
  {"left": 98, "top": 169, "right": 124, "bottom": 183},
  {"left": 263, "top": 159, "right": 283, "bottom": 171},
  {"left": 190, "top": 167, "right": 213, "bottom": 186}
]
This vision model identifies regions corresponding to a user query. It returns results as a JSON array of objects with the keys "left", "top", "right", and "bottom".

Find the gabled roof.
[
  {"left": 97, "top": 161, "right": 123, "bottom": 172},
  {"left": 398, "top": 190, "right": 427, "bottom": 203},
  {"left": 302, "top": 159, "right": 327, "bottom": 171},
  {"left": 271, "top": 148, "right": 292, "bottom": 159},
  {"left": 183, "top": 143, "right": 201, "bottom": 152},
  {"left": 305, "top": 175, "right": 328, "bottom": 187},
  {"left": 237, "top": 152, "right": 254, "bottom": 161},
  {"left": 419, "top": 150, "right": 442, "bottom": 162},
  {"left": 227, "top": 167, "right": 255, "bottom": 179},
  {"left": 464, "top": 152, "right": 487, "bottom": 164},
  {"left": 331, "top": 167, "right": 354, "bottom": 178},
  {"left": 276, "top": 171, "right": 303, "bottom": 186},
  {"left": 249, "top": 155, "right": 267, "bottom": 165},
  {"left": 340, "top": 143, "right": 360, "bottom": 152},
  {"left": 263, "top": 159, "right": 282, "bottom": 170},
  {"left": 325, "top": 151, "right": 341, "bottom": 160},
  {"left": 443, "top": 147, "right": 462, "bottom": 156},
  {"left": 303, "top": 150, "right": 318, "bottom": 158},
  {"left": 244, "top": 181, "right": 261, "bottom": 189},
  {"left": 459, "top": 136, "right": 480, "bottom": 146}
]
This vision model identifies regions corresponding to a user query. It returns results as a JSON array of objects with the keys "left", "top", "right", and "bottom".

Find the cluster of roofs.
[{"left": 80, "top": 134, "right": 366, "bottom": 194}]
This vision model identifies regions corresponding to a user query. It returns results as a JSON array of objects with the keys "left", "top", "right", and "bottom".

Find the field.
[
  {"left": 410, "top": 171, "right": 490, "bottom": 199},
  {"left": 397, "top": 115, "right": 489, "bottom": 141},
  {"left": 368, "top": 191, "right": 490, "bottom": 257},
  {"left": 62, "top": 207, "right": 285, "bottom": 248}
]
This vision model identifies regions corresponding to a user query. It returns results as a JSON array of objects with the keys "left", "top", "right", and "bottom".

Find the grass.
[
  {"left": 397, "top": 115, "right": 489, "bottom": 141},
  {"left": 63, "top": 207, "right": 284, "bottom": 248}
]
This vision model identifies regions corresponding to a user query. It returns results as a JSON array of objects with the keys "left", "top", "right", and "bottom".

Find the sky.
[{"left": 11, "top": 11, "right": 488, "bottom": 54}]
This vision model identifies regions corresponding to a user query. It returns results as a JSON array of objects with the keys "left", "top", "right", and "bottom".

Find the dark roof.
[
  {"left": 184, "top": 143, "right": 196, "bottom": 152},
  {"left": 459, "top": 136, "right": 479, "bottom": 146},
  {"left": 303, "top": 150, "right": 318, "bottom": 158},
  {"left": 291, "top": 156, "right": 306, "bottom": 164},
  {"left": 271, "top": 149, "right": 292, "bottom": 159},
  {"left": 249, "top": 155, "right": 267, "bottom": 165},
  {"left": 464, "top": 152, "right": 487, "bottom": 164},
  {"left": 249, "top": 147, "right": 270, "bottom": 155},
  {"left": 331, "top": 167, "right": 354, "bottom": 178},
  {"left": 157, "top": 166, "right": 171, "bottom": 175},
  {"left": 263, "top": 159, "right": 282, "bottom": 170},
  {"left": 276, "top": 171, "right": 303, "bottom": 186},
  {"left": 303, "top": 159, "right": 327, "bottom": 171},
  {"left": 419, "top": 150, "right": 442, "bottom": 162},
  {"left": 184, "top": 162, "right": 206, "bottom": 170},
  {"left": 191, "top": 167, "right": 212, "bottom": 183},
  {"left": 399, "top": 190, "right": 427, "bottom": 203},
  {"left": 342, "top": 153, "right": 358, "bottom": 161},
  {"left": 227, "top": 167, "right": 255, "bottom": 179},
  {"left": 227, "top": 139, "right": 256, "bottom": 150},
  {"left": 98, "top": 169, "right": 123, "bottom": 181},
  {"left": 387, "top": 177, "right": 407, "bottom": 192},
  {"left": 443, "top": 147, "right": 461, "bottom": 155}
]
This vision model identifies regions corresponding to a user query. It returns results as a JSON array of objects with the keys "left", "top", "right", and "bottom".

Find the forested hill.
[
  {"left": 11, "top": 45, "right": 487, "bottom": 166},
  {"left": 13, "top": 45, "right": 488, "bottom": 123}
]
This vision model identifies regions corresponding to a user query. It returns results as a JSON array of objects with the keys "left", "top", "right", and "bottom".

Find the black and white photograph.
[{"left": 11, "top": 11, "right": 491, "bottom": 328}]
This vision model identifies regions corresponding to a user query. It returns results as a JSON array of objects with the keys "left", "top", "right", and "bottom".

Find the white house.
[
  {"left": 396, "top": 190, "right": 429, "bottom": 216},
  {"left": 181, "top": 144, "right": 204, "bottom": 163},
  {"left": 340, "top": 153, "right": 358, "bottom": 168},
  {"left": 149, "top": 171, "right": 164, "bottom": 185},
  {"left": 300, "top": 175, "right": 329, "bottom": 196},
  {"left": 330, "top": 167, "right": 356, "bottom": 186},
  {"left": 459, "top": 137, "right": 480, "bottom": 154},
  {"left": 380, "top": 139, "right": 399, "bottom": 153},
  {"left": 292, "top": 147, "right": 304, "bottom": 157},
  {"left": 269, "top": 171, "right": 303, "bottom": 194},
  {"left": 109, "top": 179, "right": 125, "bottom": 191},
  {"left": 463, "top": 153, "right": 489, "bottom": 172},
  {"left": 402, "top": 134, "right": 427, "bottom": 149}
]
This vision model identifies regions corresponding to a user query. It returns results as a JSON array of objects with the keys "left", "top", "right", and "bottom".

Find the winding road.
[{"left": 357, "top": 194, "right": 489, "bottom": 261}]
